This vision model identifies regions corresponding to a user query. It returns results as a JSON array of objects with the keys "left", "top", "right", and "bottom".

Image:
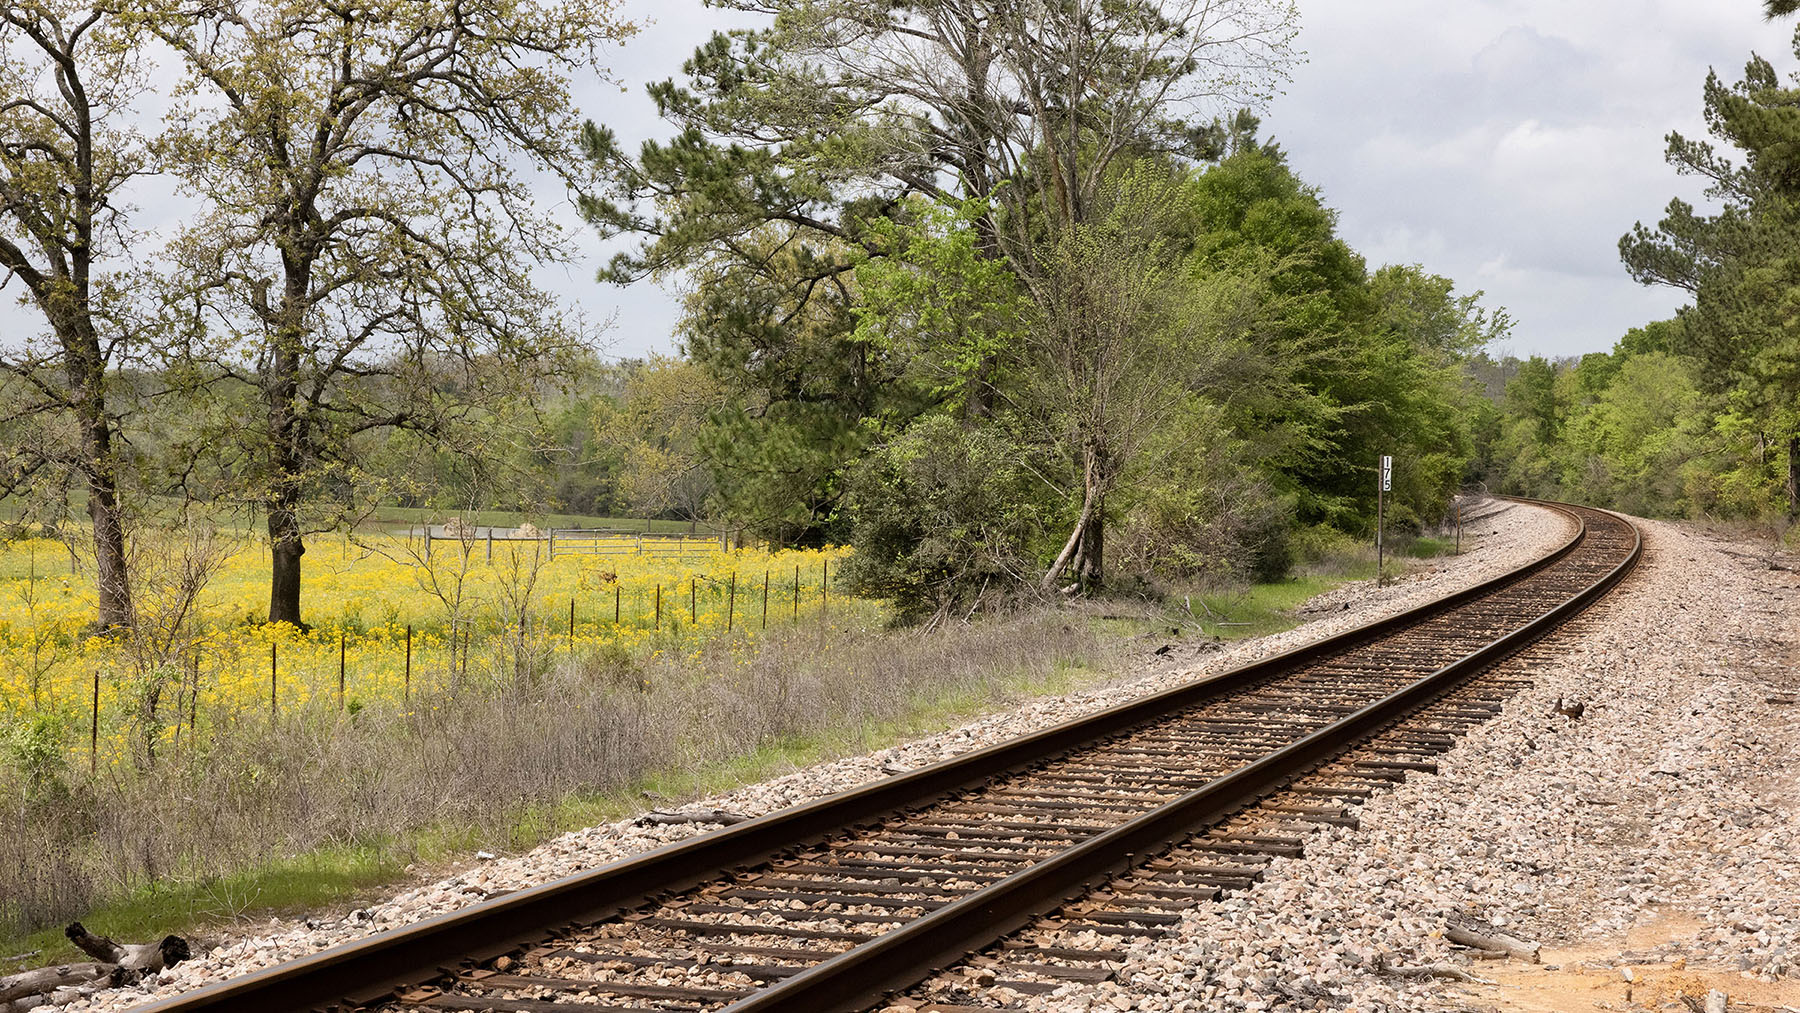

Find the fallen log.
[
  {"left": 65, "top": 922, "right": 190, "bottom": 971},
  {"left": 636, "top": 809, "right": 750, "bottom": 827},
  {"left": 0, "top": 924, "right": 190, "bottom": 1011},
  {"left": 1446, "top": 921, "right": 1541, "bottom": 962},
  {"left": 1, "top": 963, "right": 118, "bottom": 1004}
]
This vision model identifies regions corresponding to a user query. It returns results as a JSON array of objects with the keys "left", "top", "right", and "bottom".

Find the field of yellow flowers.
[{"left": 0, "top": 528, "right": 861, "bottom": 769}]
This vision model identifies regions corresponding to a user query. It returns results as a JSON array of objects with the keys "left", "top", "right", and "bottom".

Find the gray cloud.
[
  {"left": 7, "top": 1, "right": 1794, "bottom": 363},
  {"left": 1267, "top": 1, "right": 1795, "bottom": 357}
]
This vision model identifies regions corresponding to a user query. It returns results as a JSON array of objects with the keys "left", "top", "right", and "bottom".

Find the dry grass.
[{"left": 0, "top": 607, "right": 1111, "bottom": 941}]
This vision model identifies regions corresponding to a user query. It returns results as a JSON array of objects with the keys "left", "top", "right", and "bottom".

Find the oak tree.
[
  {"left": 152, "top": 0, "right": 635, "bottom": 625},
  {"left": 0, "top": 2, "right": 146, "bottom": 631}
]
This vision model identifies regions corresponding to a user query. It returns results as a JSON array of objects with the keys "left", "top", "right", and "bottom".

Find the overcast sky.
[
  {"left": 569, "top": 0, "right": 1797, "bottom": 363},
  {"left": 6, "top": 2, "right": 1792, "bottom": 363}
]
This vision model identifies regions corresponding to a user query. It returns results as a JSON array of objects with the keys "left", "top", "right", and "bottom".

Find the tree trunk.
[
  {"left": 1073, "top": 493, "right": 1104, "bottom": 587},
  {"left": 1041, "top": 446, "right": 1107, "bottom": 592},
  {"left": 1787, "top": 432, "right": 1798, "bottom": 525},
  {"left": 1041, "top": 483, "right": 1097, "bottom": 593},
  {"left": 266, "top": 265, "right": 310, "bottom": 628},
  {"left": 51, "top": 277, "right": 134, "bottom": 634},
  {"left": 267, "top": 496, "right": 305, "bottom": 627},
  {"left": 77, "top": 384, "right": 133, "bottom": 633}
]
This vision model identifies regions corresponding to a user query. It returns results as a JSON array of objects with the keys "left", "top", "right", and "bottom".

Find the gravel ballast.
[
  {"left": 1029, "top": 516, "right": 1800, "bottom": 1013},
  {"left": 52, "top": 499, "right": 1782, "bottom": 1012}
]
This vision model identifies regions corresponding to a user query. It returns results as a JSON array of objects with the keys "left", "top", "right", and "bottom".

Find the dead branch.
[
  {"left": 0, "top": 925, "right": 190, "bottom": 1009},
  {"left": 1446, "top": 921, "right": 1541, "bottom": 962},
  {"left": 635, "top": 809, "right": 750, "bottom": 827},
  {"left": 65, "top": 922, "right": 190, "bottom": 971}
]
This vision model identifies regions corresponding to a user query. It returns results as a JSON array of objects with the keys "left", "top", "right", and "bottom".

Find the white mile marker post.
[{"left": 1377, "top": 454, "right": 1392, "bottom": 585}]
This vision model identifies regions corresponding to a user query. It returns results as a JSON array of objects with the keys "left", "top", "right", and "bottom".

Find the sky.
[
  {"left": 569, "top": 0, "right": 1798, "bottom": 362},
  {"left": 5, "top": 2, "right": 1794, "bottom": 363}
]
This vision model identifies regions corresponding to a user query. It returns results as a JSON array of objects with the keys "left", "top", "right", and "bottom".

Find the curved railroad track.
[{"left": 143, "top": 498, "right": 1639, "bottom": 1013}]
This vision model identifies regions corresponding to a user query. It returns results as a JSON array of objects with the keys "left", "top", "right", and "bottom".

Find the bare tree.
[{"left": 0, "top": 3, "right": 148, "bottom": 631}]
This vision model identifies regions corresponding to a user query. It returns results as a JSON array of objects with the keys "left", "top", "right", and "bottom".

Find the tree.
[
  {"left": 1181, "top": 146, "right": 1488, "bottom": 531},
  {"left": 1621, "top": 35, "right": 1800, "bottom": 520},
  {"left": 1027, "top": 162, "right": 1206, "bottom": 590},
  {"left": 583, "top": 0, "right": 1300, "bottom": 584},
  {"left": 0, "top": 3, "right": 145, "bottom": 631},
  {"left": 678, "top": 226, "right": 912, "bottom": 545},
  {"left": 593, "top": 356, "right": 723, "bottom": 528},
  {"left": 151, "top": 0, "right": 636, "bottom": 625},
  {"left": 839, "top": 413, "right": 1042, "bottom": 624}
]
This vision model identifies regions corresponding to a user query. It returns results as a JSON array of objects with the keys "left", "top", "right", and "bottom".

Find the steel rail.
[
  {"left": 141, "top": 499, "right": 1605, "bottom": 1013},
  {"left": 721, "top": 503, "right": 1639, "bottom": 1011}
]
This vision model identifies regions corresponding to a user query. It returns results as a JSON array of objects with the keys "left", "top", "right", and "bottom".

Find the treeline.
[
  {"left": 1474, "top": 320, "right": 1784, "bottom": 519},
  {"left": 3, "top": 0, "right": 1523, "bottom": 631},
  {"left": 1478, "top": 26, "right": 1800, "bottom": 527},
  {"left": 576, "top": 2, "right": 1522, "bottom": 623},
  {"left": 638, "top": 140, "right": 1504, "bottom": 621}
]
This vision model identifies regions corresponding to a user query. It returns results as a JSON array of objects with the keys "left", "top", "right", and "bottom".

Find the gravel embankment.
[
  {"left": 53, "top": 499, "right": 1577, "bottom": 1011},
  {"left": 1036, "top": 516, "right": 1800, "bottom": 1013}
]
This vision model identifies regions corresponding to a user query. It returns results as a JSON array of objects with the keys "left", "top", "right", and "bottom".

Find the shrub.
[
  {"left": 840, "top": 415, "right": 1043, "bottom": 623},
  {"left": 1114, "top": 398, "right": 1295, "bottom": 584}
]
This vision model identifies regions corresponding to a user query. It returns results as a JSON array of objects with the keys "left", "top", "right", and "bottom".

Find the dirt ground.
[{"left": 1461, "top": 908, "right": 1800, "bottom": 1012}]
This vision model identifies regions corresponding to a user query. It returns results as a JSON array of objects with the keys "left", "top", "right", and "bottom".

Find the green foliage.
[
  {"left": 3, "top": 712, "right": 69, "bottom": 809},
  {"left": 838, "top": 416, "right": 1044, "bottom": 622},
  {"left": 1620, "top": 31, "right": 1800, "bottom": 520},
  {"left": 1473, "top": 329, "right": 1787, "bottom": 521},
  {"left": 853, "top": 198, "right": 1026, "bottom": 413},
  {"left": 1182, "top": 149, "right": 1482, "bottom": 533},
  {"left": 1114, "top": 397, "right": 1295, "bottom": 583},
  {"left": 680, "top": 228, "right": 932, "bottom": 546}
]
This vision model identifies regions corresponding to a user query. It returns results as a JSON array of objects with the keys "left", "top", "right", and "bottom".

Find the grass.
[
  {"left": 0, "top": 610, "right": 1117, "bottom": 967},
  {"left": 1404, "top": 535, "right": 1457, "bottom": 558},
  {"left": 0, "top": 536, "right": 1417, "bottom": 971},
  {"left": 2, "top": 847, "right": 404, "bottom": 968},
  {"left": 1, "top": 643, "right": 1118, "bottom": 970},
  {"left": 1181, "top": 574, "right": 1362, "bottom": 639}
]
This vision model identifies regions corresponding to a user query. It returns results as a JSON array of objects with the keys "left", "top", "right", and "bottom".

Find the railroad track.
[{"left": 144, "top": 499, "right": 1639, "bottom": 1013}]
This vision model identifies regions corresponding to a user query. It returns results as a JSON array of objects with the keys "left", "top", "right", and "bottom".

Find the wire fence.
[
  {"left": 412, "top": 526, "right": 729, "bottom": 561},
  {"left": 16, "top": 558, "right": 841, "bottom": 775}
]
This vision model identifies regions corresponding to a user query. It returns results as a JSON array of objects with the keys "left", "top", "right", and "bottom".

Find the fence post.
[
  {"left": 270, "top": 641, "right": 278, "bottom": 720},
  {"left": 424, "top": 526, "right": 431, "bottom": 561},
  {"left": 690, "top": 576, "right": 697, "bottom": 624},
  {"left": 762, "top": 571, "right": 769, "bottom": 630},
  {"left": 487, "top": 529, "right": 493, "bottom": 563},
  {"left": 822, "top": 559, "right": 828, "bottom": 619},
  {"left": 404, "top": 625, "right": 413, "bottom": 701},
  {"left": 793, "top": 563, "right": 800, "bottom": 620},
  {"left": 548, "top": 529, "right": 555, "bottom": 560},
  {"left": 569, "top": 596, "right": 576, "bottom": 650},
  {"left": 727, "top": 573, "right": 736, "bottom": 633},
  {"left": 90, "top": 670, "right": 99, "bottom": 775},
  {"left": 654, "top": 584, "right": 662, "bottom": 630},
  {"left": 615, "top": 584, "right": 621, "bottom": 625},
  {"left": 189, "top": 655, "right": 200, "bottom": 756},
  {"left": 339, "top": 631, "right": 346, "bottom": 709}
]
